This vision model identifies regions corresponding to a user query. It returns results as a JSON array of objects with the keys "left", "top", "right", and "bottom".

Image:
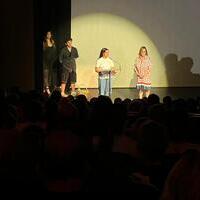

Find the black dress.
[{"left": 43, "top": 45, "right": 57, "bottom": 88}]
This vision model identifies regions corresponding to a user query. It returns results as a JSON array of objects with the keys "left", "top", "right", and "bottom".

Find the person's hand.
[
  {"left": 96, "top": 67, "right": 102, "bottom": 73},
  {"left": 99, "top": 67, "right": 103, "bottom": 72},
  {"left": 138, "top": 73, "right": 144, "bottom": 79},
  {"left": 111, "top": 69, "right": 117, "bottom": 75}
]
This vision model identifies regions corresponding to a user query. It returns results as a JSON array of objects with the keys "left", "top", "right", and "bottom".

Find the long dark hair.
[
  {"left": 99, "top": 48, "right": 108, "bottom": 58},
  {"left": 43, "top": 31, "right": 55, "bottom": 48}
]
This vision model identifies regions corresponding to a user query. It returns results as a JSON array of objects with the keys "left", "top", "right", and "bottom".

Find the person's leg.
[
  {"left": 105, "top": 78, "right": 112, "bottom": 96},
  {"left": 99, "top": 79, "right": 106, "bottom": 96},
  {"left": 145, "top": 89, "right": 151, "bottom": 98},
  {"left": 47, "top": 67, "right": 53, "bottom": 94},
  {"left": 61, "top": 69, "right": 69, "bottom": 97},
  {"left": 70, "top": 71, "right": 76, "bottom": 96},
  {"left": 61, "top": 83, "right": 67, "bottom": 97},
  {"left": 109, "top": 77, "right": 112, "bottom": 96},
  {"left": 71, "top": 83, "right": 76, "bottom": 93},
  {"left": 65, "top": 77, "right": 71, "bottom": 94},
  {"left": 139, "top": 89, "right": 144, "bottom": 99},
  {"left": 98, "top": 77, "right": 101, "bottom": 95},
  {"left": 43, "top": 69, "right": 48, "bottom": 91},
  {"left": 70, "top": 83, "right": 76, "bottom": 97},
  {"left": 43, "top": 69, "right": 51, "bottom": 95}
]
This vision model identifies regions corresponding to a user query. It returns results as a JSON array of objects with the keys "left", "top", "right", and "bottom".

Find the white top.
[
  {"left": 67, "top": 47, "right": 72, "bottom": 52},
  {"left": 96, "top": 57, "right": 114, "bottom": 79}
]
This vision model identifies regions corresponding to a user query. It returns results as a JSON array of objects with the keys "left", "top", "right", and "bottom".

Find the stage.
[{"left": 83, "top": 87, "right": 200, "bottom": 101}]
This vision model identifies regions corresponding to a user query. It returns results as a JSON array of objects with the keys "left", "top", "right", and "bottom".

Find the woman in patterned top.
[{"left": 134, "top": 46, "right": 152, "bottom": 99}]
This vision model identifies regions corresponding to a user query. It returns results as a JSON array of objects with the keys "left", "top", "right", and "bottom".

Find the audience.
[{"left": 0, "top": 88, "right": 200, "bottom": 196}]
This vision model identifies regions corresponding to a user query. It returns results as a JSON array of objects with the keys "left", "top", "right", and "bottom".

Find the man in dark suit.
[{"left": 59, "top": 38, "right": 79, "bottom": 97}]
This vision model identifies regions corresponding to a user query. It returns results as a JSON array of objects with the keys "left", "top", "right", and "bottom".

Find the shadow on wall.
[{"left": 164, "top": 54, "right": 200, "bottom": 87}]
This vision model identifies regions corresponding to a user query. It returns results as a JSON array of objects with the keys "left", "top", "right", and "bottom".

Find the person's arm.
[
  {"left": 147, "top": 57, "right": 152, "bottom": 74},
  {"left": 134, "top": 58, "right": 141, "bottom": 76},
  {"left": 95, "top": 67, "right": 102, "bottom": 73},
  {"left": 43, "top": 42, "right": 46, "bottom": 51},
  {"left": 95, "top": 59, "right": 102, "bottom": 73},
  {"left": 73, "top": 47, "right": 79, "bottom": 59}
]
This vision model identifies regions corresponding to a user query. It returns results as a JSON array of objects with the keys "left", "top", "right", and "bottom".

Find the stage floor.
[{"left": 83, "top": 87, "right": 200, "bottom": 101}]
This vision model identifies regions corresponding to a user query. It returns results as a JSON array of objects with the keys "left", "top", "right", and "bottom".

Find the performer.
[
  {"left": 134, "top": 46, "right": 152, "bottom": 99},
  {"left": 95, "top": 48, "right": 116, "bottom": 96},
  {"left": 59, "top": 38, "right": 79, "bottom": 97},
  {"left": 43, "top": 31, "right": 57, "bottom": 95}
]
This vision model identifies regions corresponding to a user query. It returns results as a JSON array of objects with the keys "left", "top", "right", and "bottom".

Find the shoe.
[
  {"left": 71, "top": 91, "right": 77, "bottom": 97},
  {"left": 61, "top": 92, "right": 68, "bottom": 97}
]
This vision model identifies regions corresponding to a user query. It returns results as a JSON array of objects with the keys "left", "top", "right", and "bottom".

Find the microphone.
[{"left": 110, "top": 57, "right": 122, "bottom": 72}]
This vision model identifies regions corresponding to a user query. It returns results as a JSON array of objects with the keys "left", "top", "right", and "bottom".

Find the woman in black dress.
[{"left": 43, "top": 31, "right": 57, "bottom": 95}]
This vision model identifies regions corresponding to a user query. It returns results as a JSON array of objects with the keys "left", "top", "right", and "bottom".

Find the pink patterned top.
[{"left": 134, "top": 55, "right": 152, "bottom": 88}]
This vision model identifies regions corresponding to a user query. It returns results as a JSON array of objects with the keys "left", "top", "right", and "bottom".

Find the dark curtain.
[{"left": 34, "top": 0, "right": 71, "bottom": 91}]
